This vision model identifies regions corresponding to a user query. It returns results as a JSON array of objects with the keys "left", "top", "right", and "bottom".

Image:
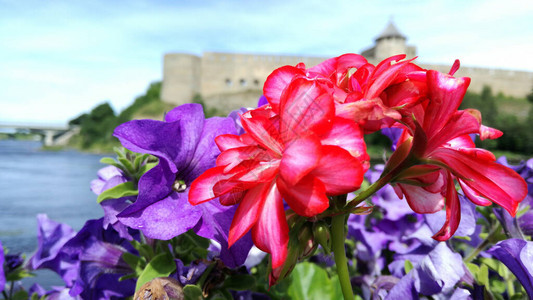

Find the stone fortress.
[{"left": 161, "top": 22, "right": 533, "bottom": 113}]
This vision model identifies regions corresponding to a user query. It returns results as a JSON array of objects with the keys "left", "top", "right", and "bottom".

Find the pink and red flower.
[
  {"left": 386, "top": 65, "right": 528, "bottom": 240},
  {"left": 189, "top": 77, "right": 368, "bottom": 269}
]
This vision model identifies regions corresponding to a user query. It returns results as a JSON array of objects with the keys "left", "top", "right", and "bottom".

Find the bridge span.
[{"left": 0, "top": 123, "right": 80, "bottom": 147}]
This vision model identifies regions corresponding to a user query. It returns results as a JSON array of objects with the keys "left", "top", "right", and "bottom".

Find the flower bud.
[{"left": 312, "top": 221, "right": 331, "bottom": 254}]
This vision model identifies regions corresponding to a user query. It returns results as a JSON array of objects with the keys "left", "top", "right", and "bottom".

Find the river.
[{"left": 0, "top": 140, "right": 107, "bottom": 289}]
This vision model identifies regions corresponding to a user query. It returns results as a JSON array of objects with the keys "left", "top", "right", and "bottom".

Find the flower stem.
[
  {"left": 463, "top": 223, "right": 501, "bottom": 263},
  {"left": 331, "top": 214, "right": 354, "bottom": 300}
]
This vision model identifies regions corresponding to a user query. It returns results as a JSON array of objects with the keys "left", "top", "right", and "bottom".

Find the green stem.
[
  {"left": 331, "top": 214, "right": 354, "bottom": 300},
  {"left": 463, "top": 224, "right": 501, "bottom": 263}
]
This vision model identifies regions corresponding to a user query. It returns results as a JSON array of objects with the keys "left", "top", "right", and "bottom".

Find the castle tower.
[{"left": 361, "top": 21, "right": 416, "bottom": 63}]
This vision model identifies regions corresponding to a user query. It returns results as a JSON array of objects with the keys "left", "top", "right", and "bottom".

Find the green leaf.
[
  {"left": 122, "top": 252, "right": 145, "bottom": 275},
  {"left": 135, "top": 252, "right": 176, "bottom": 292},
  {"left": 6, "top": 268, "right": 34, "bottom": 281},
  {"left": 97, "top": 181, "right": 138, "bottom": 203},
  {"left": 404, "top": 260, "right": 414, "bottom": 273},
  {"left": 478, "top": 264, "right": 489, "bottom": 286},
  {"left": 287, "top": 262, "right": 334, "bottom": 300},
  {"left": 183, "top": 285, "right": 203, "bottom": 300},
  {"left": 223, "top": 274, "right": 256, "bottom": 291},
  {"left": 118, "top": 157, "right": 135, "bottom": 175},
  {"left": 100, "top": 157, "right": 117, "bottom": 165},
  {"left": 12, "top": 290, "right": 29, "bottom": 300}
]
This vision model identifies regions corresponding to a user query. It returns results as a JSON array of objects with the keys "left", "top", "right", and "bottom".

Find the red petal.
[
  {"left": 432, "top": 172, "right": 461, "bottom": 241},
  {"left": 240, "top": 113, "right": 283, "bottom": 155},
  {"left": 251, "top": 182, "right": 289, "bottom": 269},
  {"left": 279, "top": 78, "right": 334, "bottom": 142},
  {"left": 215, "top": 134, "right": 249, "bottom": 151},
  {"left": 321, "top": 118, "right": 369, "bottom": 170},
  {"left": 277, "top": 175, "right": 329, "bottom": 217},
  {"left": 426, "top": 110, "right": 480, "bottom": 154},
  {"left": 279, "top": 136, "right": 322, "bottom": 185},
  {"left": 228, "top": 183, "right": 270, "bottom": 246},
  {"left": 365, "top": 55, "right": 411, "bottom": 99},
  {"left": 189, "top": 166, "right": 232, "bottom": 205},
  {"left": 311, "top": 145, "right": 365, "bottom": 195},
  {"left": 398, "top": 183, "right": 445, "bottom": 214},
  {"left": 480, "top": 125, "right": 503, "bottom": 140},
  {"left": 431, "top": 148, "right": 527, "bottom": 216},
  {"left": 423, "top": 70, "right": 471, "bottom": 139},
  {"left": 458, "top": 179, "right": 492, "bottom": 206},
  {"left": 263, "top": 65, "right": 305, "bottom": 112}
]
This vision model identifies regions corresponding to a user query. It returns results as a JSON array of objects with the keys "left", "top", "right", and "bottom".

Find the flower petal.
[
  {"left": 279, "top": 78, "right": 334, "bottom": 142},
  {"left": 263, "top": 65, "right": 305, "bottom": 112},
  {"left": 432, "top": 172, "right": 461, "bottom": 241},
  {"left": 279, "top": 136, "right": 322, "bottom": 185},
  {"left": 277, "top": 175, "right": 329, "bottom": 217},
  {"left": 118, "top": 192, "right": 202, "bottom": 240},
  {"left": 228, "top": 183, "right": 270, "bottom": 247},
  {"left": 311, "top": 145, "right": 365, "bottom": 195},
  {"left": 397, "top": 183, "right": 445, "bottom": 214},
  {"left": 431, "top": 148, "right": 527, "bottom": 216},
  {"left": 251, "top": 183, "right": 289, "bottom": 269}
]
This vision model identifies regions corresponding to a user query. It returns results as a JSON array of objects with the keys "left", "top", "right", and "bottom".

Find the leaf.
[
  {"left": 404, "top": 259, "right": 414, "bottom": 273},
  {"left": 183, "top": 285, "right": 203, "bottom": 300},
  {"left": 223, "top": 274, "right": 256, "bottom": 291},
  {"left": 122, "top": 252, "right": 145, "bottom": 275},
  {"left": 135, "top": 252, "right": 177, "bottom": 292},
  {"left": 97, "top": 181, "right": 138, "bottom": 203},
  {"left": 100, "top": 157, "right": 117, "bottom": 165},
  {"left": 287, "top": 262, "right": 334, "bottom": 300},
  {"left": 12, "top": 290, "right": 29, "bottom": 300}
]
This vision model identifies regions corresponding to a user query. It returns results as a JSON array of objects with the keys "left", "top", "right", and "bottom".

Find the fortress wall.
[
  {"left": 161, "top": 51, "right": 533, "bottom": 112},
  {"left": 161, "top": 54, "right": 201, "bottom": 106},
  {"left": 199, "top": 52, "right": 327, "bottom": 109},
  {"left": 420, "top": 63, "right": 533, "bottom": 98}
]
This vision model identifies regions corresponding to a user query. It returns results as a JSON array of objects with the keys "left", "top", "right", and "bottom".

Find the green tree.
[{"left": 79, "top": 102, "right": 117, "bottom": 148}]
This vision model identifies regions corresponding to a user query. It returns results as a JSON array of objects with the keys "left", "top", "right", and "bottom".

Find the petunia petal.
[{"left": 118, "top": 192, "right": 202, "bottom": 240}]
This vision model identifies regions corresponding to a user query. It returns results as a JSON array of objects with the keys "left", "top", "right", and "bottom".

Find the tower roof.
[{"left": 376, "top": 21, "right": 406, "bottom": 41}]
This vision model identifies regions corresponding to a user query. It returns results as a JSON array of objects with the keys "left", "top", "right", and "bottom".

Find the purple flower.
[
  {"left": 30, "top": 214, "right": 77, "bottom": 285},
  {"left": 227, "top": 107, "right": 248, "bottom": 135},
  {"left": 487, "top": 238, "right": 533, "bottom": 298},
  {"left": 61, "top": 218, "right": 139, "bottom": 299},
  {"left": 257, "top": 95, "right": 268, "bottom": 107},
  {"left": 4, "top": 254, "right": 23, "bottom": 272},
  {"left": 0, "top": 241, "right": 4, "bottom": 293},
  {"left": 388, "top": 243, "right": 467, "bottom": 297},
  {"left": 113, "top": 103, "right": 252, "bottom": 268},
  {"left": 90, "top": 165, "right": 128, "bottom": 195},
  {"left": 172, "top": 259, "right": 208, "bottom": 286},
  {"left": 381, "top": 127, "right": 403, "bottom": 151}
]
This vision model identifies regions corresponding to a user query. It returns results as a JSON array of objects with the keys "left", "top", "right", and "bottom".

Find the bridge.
[{"left": 0, "top": 122, "right": 80, "bottom": 147}]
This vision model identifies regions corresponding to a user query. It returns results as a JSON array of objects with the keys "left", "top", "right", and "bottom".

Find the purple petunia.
[
  {"left": 113, "top": 103, "right": 252, "bottom": 268},
  {"left": 487, "top": 238, "right": 533, "bottom": 298}
]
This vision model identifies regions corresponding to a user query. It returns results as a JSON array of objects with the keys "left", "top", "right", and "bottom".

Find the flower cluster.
[{"left": 0, "top": 53, "right": 530, "bottom": 299}]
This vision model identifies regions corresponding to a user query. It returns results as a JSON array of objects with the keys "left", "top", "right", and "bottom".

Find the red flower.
[
  {"left": 189, "top": 77, "right": 367, "bottom": 269},
  {"left": 388, "top": 66, "right": 528, "bottom": 240},
  {"left": 263, "top": 54, "right": 426, "bottom": 133}
]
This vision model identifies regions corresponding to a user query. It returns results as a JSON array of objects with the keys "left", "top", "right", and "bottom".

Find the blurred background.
[{"left": 0, "top": 0, "right": 532, "bottom": 287}]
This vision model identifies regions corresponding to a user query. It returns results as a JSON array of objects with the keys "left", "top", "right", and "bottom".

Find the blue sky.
[{"left": 1, "top": 0, "right": 532, "bottom": 124}]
